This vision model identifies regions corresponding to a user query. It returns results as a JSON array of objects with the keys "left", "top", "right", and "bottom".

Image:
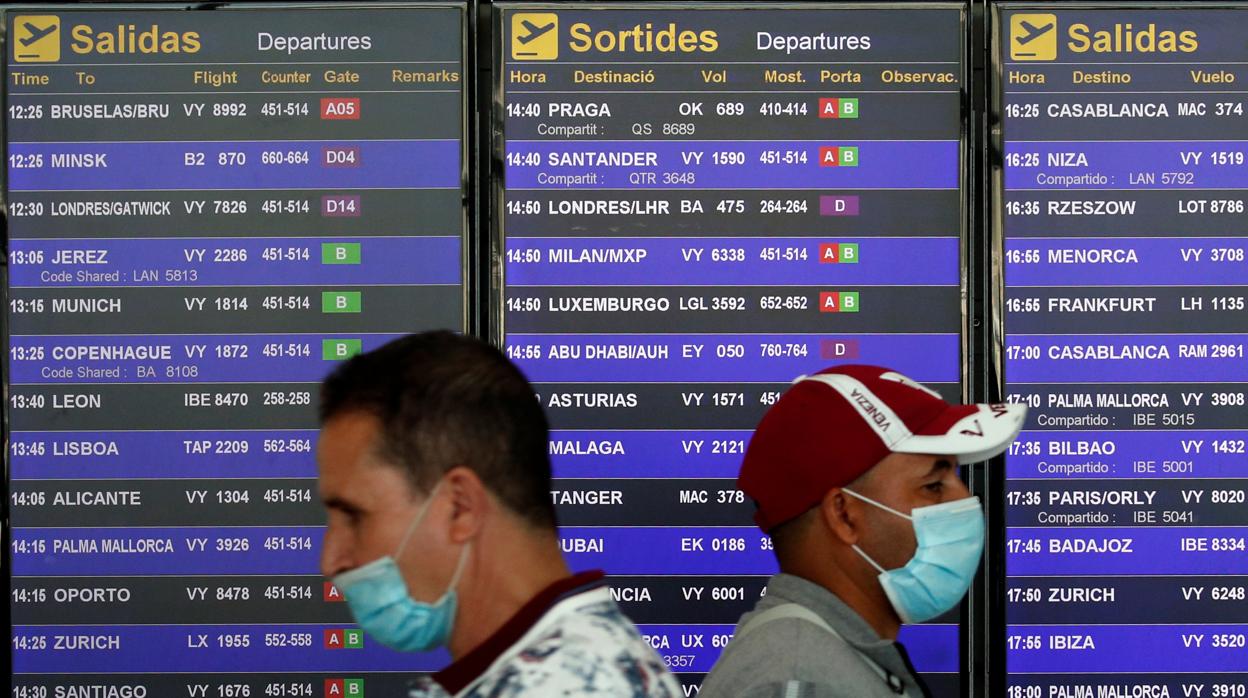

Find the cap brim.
[{"left": 892, "top": 403, "right": 1027, "bottom": 464}]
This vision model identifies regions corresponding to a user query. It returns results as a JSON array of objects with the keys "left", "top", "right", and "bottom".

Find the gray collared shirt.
[{"left": 699, "top": 574, "right": 932, "bottom": 698}]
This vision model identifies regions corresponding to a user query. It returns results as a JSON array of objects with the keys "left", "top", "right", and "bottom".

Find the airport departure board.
[
  {"left": 495, "top": 4, "right": 966, "bottom": 692},
  {"left": 7, "top": 5, "right": 468, "bottom": 694},
  {"left": 997, "top": 5, "right": 1248, "bottom": 695}
]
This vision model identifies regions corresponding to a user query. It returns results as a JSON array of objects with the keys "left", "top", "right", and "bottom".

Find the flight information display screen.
[
  {"left": 7, "top": 4, "right": 467, "bottom": 695},
  {"left": 495, "top": 3, "right": 966, "bottom": 692},
  {"left": 997, "top": 5, "right": 1248, "bottom": 695}
]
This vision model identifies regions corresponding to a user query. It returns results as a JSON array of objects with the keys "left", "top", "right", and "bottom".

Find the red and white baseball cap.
[{"left": 738, "top": 364, "right": 1026, "bottom": 532}]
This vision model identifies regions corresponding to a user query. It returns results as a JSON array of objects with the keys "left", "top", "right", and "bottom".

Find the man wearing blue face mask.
[
  {"left": 700, "top": 365, "right": 1025, "bottom": 698},
  {"left": 317, "top": 331, "right": 681, "bottom": 697}
]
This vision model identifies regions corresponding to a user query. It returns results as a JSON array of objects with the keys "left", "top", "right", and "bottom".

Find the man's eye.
[{"left": 924, "top": 481, "right": 945, "bottom": 493}]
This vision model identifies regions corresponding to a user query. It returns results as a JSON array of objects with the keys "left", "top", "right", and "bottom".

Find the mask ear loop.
[
  {"left": 395, "top": 479, "right": 446, "bottom": 559},
  {"left": 842, "top": 488, "right": 909, "bottom": 574},
  {"left": 841, "top": 487, "right": 913, "bottom": 521},
  {"left": 446, "top": 541, "right": 471, "bottom": 591},
  {"left": 852, "top": 544, "right": 889, "bottom": 574},
  {"left": 395, "top": 479, "right": 472, "bottom": 595}
]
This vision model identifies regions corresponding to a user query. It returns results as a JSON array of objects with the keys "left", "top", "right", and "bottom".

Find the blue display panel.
[
  {"left": 494, "top": 4, "right": 966, "bottom": 693},
  {"left": 997, "top": 5, "right": 1248, "bottom": 695},
  {"left": 6, "top": 5, "right": 468, "bottom": 695}
]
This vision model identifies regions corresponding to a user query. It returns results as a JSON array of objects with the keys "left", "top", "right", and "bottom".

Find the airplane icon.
[
  {"left": 1015, "top": 20, "right": 1053, "bottom": 46},
  {"left": 13, "top": 15, "right": 60, "bottom": 62},
  {"left": 1009, "top": 14, "right": 1057, "bottom": 61},
  {"left": 517, "top": 19, "right": 555, "bottom": 45},
  {"left": 511, "top": 13, "right": 558, "bottom": 60}
]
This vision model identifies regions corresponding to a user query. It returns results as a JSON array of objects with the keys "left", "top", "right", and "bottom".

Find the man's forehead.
[
  {"left": 317, "top": 412, "right": 397, "bottom": 491},
  {"left": 320, "top": 411, "right": 381, "bottom": 457},
  {"left": 873, "top": 451, "right": 957, "bottom": 478}
]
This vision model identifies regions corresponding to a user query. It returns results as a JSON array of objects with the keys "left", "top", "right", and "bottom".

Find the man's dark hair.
[{"left": 320, "top": 331, "right": 556, "bottom": 529}]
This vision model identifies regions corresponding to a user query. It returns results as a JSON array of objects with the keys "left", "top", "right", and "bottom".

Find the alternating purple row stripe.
[
  {"left": 12, "top": 526, "right": 780, "bottom": 576},
  {"left": 1005, "top": 141, "right": 1248, "bottom": 190},
  {"left": 10, "top": 623, "right": 957, "bottom": 674},
  {"left": 506, "top": 141, "right": 958, "bottom": 189},
  {"left": 1007, "top": 335, "right": 1248, "bottom": 382},
  {"left": 8, "top": 140, "right": 460, "bottom": 190},
  {"left": 506, "top": 237, "right": 958, "bottom": 286},
  {"left": 1008, "top": 527, "right": 1248, "bottom": 575},
  {"left": 8, "top": 238, "right": 461, "bottom": 287},
  {"left": 8, "top": 428, "right": 756, "bottom": 481},
  {"left": 1006, "top": 430, "right": 1247, "bottom": 479},
  {"left": 8, "top": 430, "right": 319, "bottom": 480},
  {"left": 1009, "top": 625, "right": 1248, "bottom": 673},
  {"left": 1006, "top": 238, "right": 1248, "bottom": 286},
  {"left": 511, "top": 333, "right": 960, "bottom": 383},
  {"left": 9, "top": 334, "right": 405, "bottom": 384}
]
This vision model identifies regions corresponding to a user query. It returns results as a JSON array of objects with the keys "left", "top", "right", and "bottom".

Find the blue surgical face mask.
[
  {"left": 332, "top": 481, "right": 470, "bottom": 652},
  {"left": 842, "top": 489, "right": 985, "bottom": 624}
]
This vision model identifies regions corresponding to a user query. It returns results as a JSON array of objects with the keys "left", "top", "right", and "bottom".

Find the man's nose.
[{"left": 320, "top": 525, "right": 354, "bottom": 578}]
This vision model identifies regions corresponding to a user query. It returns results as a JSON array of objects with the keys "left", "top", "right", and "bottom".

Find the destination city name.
[
  {"left": 1048, "top": 200, "right": 1136, "bottom": 215},
  {"left": 1032, "top": 99, "right": 1228, "bottom": 118},
  {"left": 51, "top": 538, "right": 174, "bottom": 553},
  {"left": 545, "top": 297, "right": 669, "bottom": 312},
  {"left": 545, "top": 392, "right": 638, "bottom": 408},
  {"left": 548, "top": 248, "right": 647, "bottom": 264},
  {"left": 1045, "top": 297, "right": 1155, "bottom": 312},
  {"left": 39, "top": 345, "right": 171, "bottom": 360},
  {"left": 52, "top": 686, "right": 147, "bottom": 698},
  {"left": 42, "top": 153, "right": 109, "bottom": 168},
  {"left": 47, "top": 441, "right": 121, "bottom": 456},
  {"left": 29, "top": 634, "right": 123, "bottom": 650},
  {"left": 1044, "top": 345, "right": 1170, "bottom": 360},
  {"left": 544, "top": 344, "right": 668, "bottom": 359},
  {"left": 50, "top": 491, "right": 142, "bottom": 506},
  {"left": 1048, "top": 538, "right": 1133, "bottom": 553},
  {"left": 48, "top": 104, "right": 169, "bottom": 119},
  {"left": 550, "top": 439, "right": 625, "bottom": 455},
  {"left": 1047, "top": 684, "right": 1170, "bottom": 698},
  {"left": 1044, "top": 587, "right": 1117, "bottom": 603},
  {"left": 545, "top": 200, "right": 669, "bottom": 215},
  {"left": 551, "top": 489, "right": 623, "bottom": 505},
  {"left": 47, "top": 201, "right": 172, "bottom": 216},
  {"left": 1045, "top": 490, "right": 1156, "bottom": 506},
  {"left": 1045, "top": 393, "right": 1170, "bottom": 407}
]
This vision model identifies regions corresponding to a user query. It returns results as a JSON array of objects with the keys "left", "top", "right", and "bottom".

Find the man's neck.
[
  {"left": 448, "top": 533, "right": 570, "bottom": 660},
  {"left": 783, "top": 560, "right": 901, "bottom": 640}
]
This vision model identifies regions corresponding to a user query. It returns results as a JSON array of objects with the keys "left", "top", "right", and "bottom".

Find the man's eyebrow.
[
  {"left": 924, "top": 458, "right": 957, "bottom": 478},
  {"left": 323, "top": 496, "right": 362, "bottom": 514}
]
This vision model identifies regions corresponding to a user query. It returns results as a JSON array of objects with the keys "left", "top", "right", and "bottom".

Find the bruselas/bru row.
[{"left": 7, "top": 2, "right": 1248, "bottom": 697}]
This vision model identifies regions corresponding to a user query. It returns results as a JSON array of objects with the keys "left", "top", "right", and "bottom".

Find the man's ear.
[
  {"left": 442, "top": 466, "right": 488, "bottom": 544},
  {"left": 818, "top": 487, "right": 862, "bottom": 546}
]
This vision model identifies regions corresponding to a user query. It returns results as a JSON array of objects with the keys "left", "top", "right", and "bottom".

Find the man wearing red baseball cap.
[{"left": 700, "top": 365, "right": 1025, "bottom": 698}]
